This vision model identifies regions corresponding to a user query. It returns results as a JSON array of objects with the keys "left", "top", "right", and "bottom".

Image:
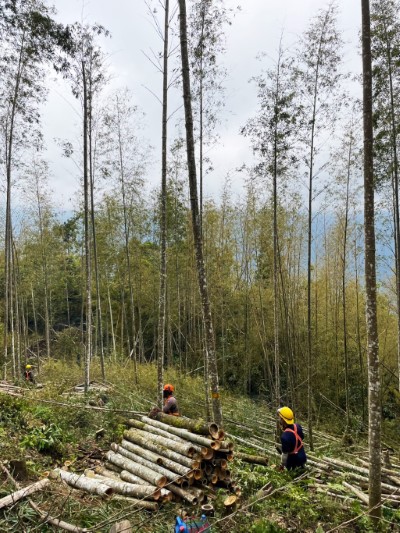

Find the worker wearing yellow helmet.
[
  {"left": 277, "top": 406, "right": 307, "bottom": 470},
  {"left": 24, "top": 364, "right": 35, "bottom": 384}
]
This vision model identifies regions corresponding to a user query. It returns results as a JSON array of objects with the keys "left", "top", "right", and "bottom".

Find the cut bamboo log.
[
  {"left": 167, "top": 483, "right": 198, "bottom": 504},
  {"left": 0, "top": 478, "right": 50, "bottom": 510},
  {"left": 152, "top": 412, "right": 220, "bottom": 439},
  {"left": 200, "top": 447, "right": 214, "bottom": 460},
  {"left": 51, "top": 469, "right": 113, "bottom": 497},
  {"left": 119, "top": 440, "right": 192, "bottom": 477},
  {"left": 124, "top": 428, "right": 196, "bottom": 457},
  {"left": 111, "top": 495, "right": 158, "bottom": 510},
  {"left": 94, "top": 467, "right": 122, "bottom": 481},
  {"left": 111, "top": 443, "right": 182, "bottom": 483},
  {"left": 86, "top": 472, "right": 161, "bottom": 500},
  {"left": 235, "top": 452, "right": 269, "bottom": 466},
  {"left": 141, "top": 416, "right": 220, "bottom": 449},
  {"left": 127, "top": 419, "right": 202, "bottom": 453},
  {"left": 123, "top": 430, "right": 194, "bottom": 468},
  {"left": 106, "top": 451, "right": 167, "bottom": 488},
  {"left": 105, "top": 462, "right": 123, "bottom": 474},
  {"left": 120, "top": 470, "right": 151, "bottom": 486}
]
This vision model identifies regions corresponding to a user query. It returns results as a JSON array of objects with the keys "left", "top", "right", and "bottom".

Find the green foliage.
[
  {"left": 250, "top": 520, "right": 286, "bottom": 533},
  {"left": 0, "top": 395, "right": 27, "bottom": 430},
  {"left": 21, "top": 422, "right": 64, "bottom": 454}
]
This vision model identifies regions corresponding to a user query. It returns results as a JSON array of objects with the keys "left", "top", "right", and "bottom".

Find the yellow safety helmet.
[
  {"left": 277, "top": 406, "right": 294, "bottom": 425},
  {"left": 26, "top": 364, "right": 32, "bottom": 370}
]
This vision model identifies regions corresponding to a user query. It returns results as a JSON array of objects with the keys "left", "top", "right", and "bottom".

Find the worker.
[
  {"left": 277, "top": 406, "right": 307, "bottom": 471},
  {"left": 24, "top": 364, "right": 35, "bottom": 384},
  {"left": 163, "top": 383, "right": 180, "bottom": 416}
]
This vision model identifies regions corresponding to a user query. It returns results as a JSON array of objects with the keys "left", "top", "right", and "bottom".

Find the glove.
[{"left": 275, "top": 445, "right": 282, "bottom": 454}]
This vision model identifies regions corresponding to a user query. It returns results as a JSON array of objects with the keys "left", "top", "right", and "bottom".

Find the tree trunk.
[
  {"left": 157, "top": 0, "right": 170, "bottom": 409},
  {"left": 82, "top": 60, "right": 92, "bottom": 394},
  {"left": 177, "top": 0, "right": 222, "bottom": 425},
  {"left": 361, "top": 0, "right": 382, "bottom": 522}
]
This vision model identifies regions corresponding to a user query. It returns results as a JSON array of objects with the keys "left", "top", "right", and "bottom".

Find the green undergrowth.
[{"left": 0, "top": 359, "right": 399, "bottom": 532}]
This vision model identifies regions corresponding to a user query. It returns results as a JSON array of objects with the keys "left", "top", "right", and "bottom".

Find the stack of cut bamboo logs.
[{"left": 50, "top": 413, "right": 237, "bottom": 510}]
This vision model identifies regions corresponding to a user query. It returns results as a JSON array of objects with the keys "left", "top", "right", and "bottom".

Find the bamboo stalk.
[
  {"left": 235, "top": 452, "right": 269, "bottom": 466},
  {"left": 152, "top": 412, "right": 220, "bottom": 439},
  {"left": 167, "top": 483, "right": 198, "bottom": 505},
  {"left": 342, "top": 481, "right": 369, "bottom": 505},
  {"left": 0, "top": 478, "right": 50, "bottom": 510},
  {"left": 111, "top": 495, "right": 158, "bottom": 510},
  {"left": 50, "top": 469, "right": 113, "bottom": 497},
  {"left": 0, "top": 463, "right": 86, "bottom": 533},
  {"left": 119, "top": 470, "right": 150, "bottom": 486}
]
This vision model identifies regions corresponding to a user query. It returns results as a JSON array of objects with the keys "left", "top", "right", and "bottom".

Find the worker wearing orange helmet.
[
  {"left": 162, "top": 384, "right": 180, "bottom": 416},
  {"left": 277, "top": 406, "right": 307, "bottom": 470}
]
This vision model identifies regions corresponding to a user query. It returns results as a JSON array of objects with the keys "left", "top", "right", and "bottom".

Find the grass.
[{"left": 0, "top": 359, "right": 399, "bottom": 532}]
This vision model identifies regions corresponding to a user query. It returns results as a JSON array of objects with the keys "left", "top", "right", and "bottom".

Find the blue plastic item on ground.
[{"left": 174, "top": 514, "right": 211, "bottom": 532}]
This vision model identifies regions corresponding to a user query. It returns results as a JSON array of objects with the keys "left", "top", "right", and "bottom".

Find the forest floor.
[{"left": 0, "top": 359, "right": 399, "bottom": 532}]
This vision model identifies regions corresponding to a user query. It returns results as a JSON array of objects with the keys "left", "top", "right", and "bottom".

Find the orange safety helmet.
[{"left": 163, "top": 383, "right": 175, "bottom": 393}]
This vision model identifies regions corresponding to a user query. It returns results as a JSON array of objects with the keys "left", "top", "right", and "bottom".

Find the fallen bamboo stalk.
[
  {"left": 331, "top": 469, "right": 400, "bottom": 494},
  {"left": 235, "top": 452, "right": 269, "bottom": 466},
  {"left": 0, "top": 478, "right": 50, "bottom": 510},
  {"left": 225, "top": 432, "right": 267, "bottom": 453},
  {"left": 106, "top": 451, "right": 167, "bottom": 488},
  {"left": 342, "top": 481, "right": 369, "bottom": 505},
  {"left": 0, "top": 463, "right": 86, "bottom": 533},
  {"left": 50, "top": 469, "right": 113, "bottom": 497},
  {"left": 119, "top": 439, "right": 192, "bottom": 477},
  {"left": 123, "top": 430, "right": 193, "bottom": 468}
]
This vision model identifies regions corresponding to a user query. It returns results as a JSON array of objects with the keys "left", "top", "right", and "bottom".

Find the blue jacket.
[{"left": 281, "top": 423, "right": 307, "bottom": 470}]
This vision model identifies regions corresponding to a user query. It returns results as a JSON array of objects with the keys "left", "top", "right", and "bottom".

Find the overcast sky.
[{"left": 43, "top": 0, "right": 362, "bottom": 212}]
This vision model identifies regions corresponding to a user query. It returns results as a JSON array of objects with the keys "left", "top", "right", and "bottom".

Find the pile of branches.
[{"left": 50, "top": 413, "right": 238, "bottom": 511}]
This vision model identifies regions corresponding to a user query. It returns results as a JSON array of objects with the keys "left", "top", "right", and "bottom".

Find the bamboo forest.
[{"left": 0, "top": 0, "right": 400, "bottom": 531}]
